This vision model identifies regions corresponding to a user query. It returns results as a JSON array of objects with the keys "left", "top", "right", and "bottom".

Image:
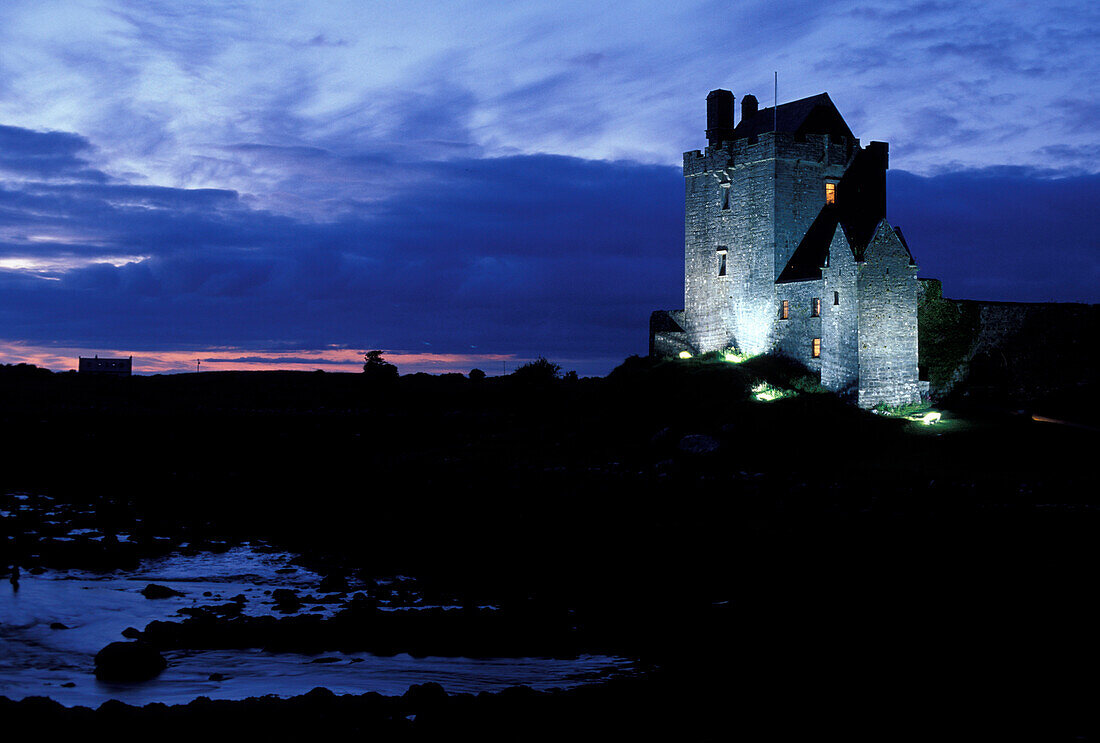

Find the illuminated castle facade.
[{"left": 650, "top": 89, "right": 922, "bottom": 408}]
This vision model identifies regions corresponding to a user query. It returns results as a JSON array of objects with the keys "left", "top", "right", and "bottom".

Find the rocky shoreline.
[{"left": 2, "top": 361, "right": 1099, "bottom": 739}]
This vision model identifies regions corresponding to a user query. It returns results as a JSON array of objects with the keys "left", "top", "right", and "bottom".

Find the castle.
[{"left": 650, "top": 89, "right": 923, "bottom": 408}]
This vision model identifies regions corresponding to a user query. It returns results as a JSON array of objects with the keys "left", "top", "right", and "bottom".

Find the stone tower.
[{"left": 650, "top": 89, "right": 922, "bottom": 408}]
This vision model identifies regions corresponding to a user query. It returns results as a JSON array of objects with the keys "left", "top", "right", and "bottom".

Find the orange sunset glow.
[{"left": 0, "top": 342, "right": 522, "bottom": 376}]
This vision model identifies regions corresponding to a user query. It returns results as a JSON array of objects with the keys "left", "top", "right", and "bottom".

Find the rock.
[
  {"left": 94, "top": 641, "right": 167, "bottom": 682},
  {"left": 230, "top": 594, "right": 246, "bottom": 603},
  {"left": 140, "top": 584, "right": 184, "bottom": 599},
  {"left": 318, "top": 574, "right": 348, "bottom": 593},
  {"left": 310, "top": 656, "right": 341, "bottom": 663},
  {"left": 678, "top": 434, "right": 720, "bottom": 455},
  {"left": 272, "top": 588, "right": 301, "bottom": 612},
  {"left": 121, "top": 627, "right": 142, "bottom": 639},
  {"left": 49, "top": 622, "right": 69, "bottom": 630},
  {"left": 207, "top": 673, "right": 229, "bottom": 682},
  {"left": 650, "top": 426, "right": 676, "bottom": 448},
  {"left": 403, "top": 682, "right": 447, "bottom": 707},
  {"left": 60, "top": 682, "right": 76, "bottom": 688}
]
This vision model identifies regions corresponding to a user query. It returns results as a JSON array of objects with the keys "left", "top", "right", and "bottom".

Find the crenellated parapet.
[{"left": 685, "top": 133, "right": 864, "bottom": 178}]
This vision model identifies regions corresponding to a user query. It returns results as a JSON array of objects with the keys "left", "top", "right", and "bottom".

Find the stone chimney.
[
  {"left": 741, "top": 94, "right": 758, "bottom": 123},
  {"left": 706, "top": 89, "right": 735, "bottom": 146}
]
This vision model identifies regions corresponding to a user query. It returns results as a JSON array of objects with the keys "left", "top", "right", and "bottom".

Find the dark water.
[{"left": 0, "top": 545, "right": 633, "bottom": 707}]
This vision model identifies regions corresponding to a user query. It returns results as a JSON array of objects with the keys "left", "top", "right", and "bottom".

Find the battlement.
[{"left": 683, "top": 132, "right": 861, "bottom": 177}]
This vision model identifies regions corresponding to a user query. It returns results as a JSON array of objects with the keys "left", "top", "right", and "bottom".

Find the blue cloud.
[
  {"left": 0, "top": 125, "right": 109, "bottom": 182},
  {"left": 0, "top": 114, "right": 1095, "bottom": 375},
  {"left": 0, "top": 145, "right": 684, "bottom": 364},
  {"left": 889, "top": 168, "right": 1100, "bottom": 304}
]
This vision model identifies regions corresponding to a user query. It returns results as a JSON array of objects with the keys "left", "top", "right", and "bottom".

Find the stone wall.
[
  {"left": 682, "top": 137, "right": 775, "bottom": 354},
  {"left": 772, "top": 134, "right": 851, "bottom": 276},
  {"left": 820, "top": 229, "right": 860, "bottom": 393},
  {"left": 681, "top": 133, "right": 854, "bottom": 356},
  {"left": 918, "top": 283, "right": 1098, "bottom": 403},
  {"left": 773, "top": 279, "right": 824, "bottom": 372},
  {"left": 649, "top": 310, "right": 693, "bottom": 357},
  {"left": 856, "top": 222, "right": 920, "bottom": 408}
]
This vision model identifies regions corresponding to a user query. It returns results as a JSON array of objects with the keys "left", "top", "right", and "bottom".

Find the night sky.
[{"left": 0, "top": 1, "right": 1096, "bottom": 376}]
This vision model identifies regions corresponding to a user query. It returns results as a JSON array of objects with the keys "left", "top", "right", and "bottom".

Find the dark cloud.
[
  {"left": 0, "top": 148, "right": 684, "bottom": 366},
  {"left": 1, "top": 115, "right": 1093, "bottom": 376},
  {"left": 307, "top": 34, "right": 347, "bottom": 47},
  {"left": 202, "top": 356, "right": 360, "bottom": 365},
  {"left": 0, "top": 125, "right": 109, "bottom": 182},
  {"left": 889, "top": 168, "right": 1099, "bottom": 304},
  {"left": 1049, "top": 98, "right": 1100, "bottom": 135},
  {"left": 568, "top": 52, "right": 606, "bottom": 68},
  {"left": 1038, "top": 144, "right": 1100, "bottom": 169}
]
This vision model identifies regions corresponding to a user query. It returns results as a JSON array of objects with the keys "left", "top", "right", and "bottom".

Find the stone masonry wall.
[
  {"left": 820, "top": 229, "right": 860, "bottom": 392},
  {"left": 682, "top": 152, "right": 736, "bottom": 352},
  {"left": 773, "top": 134, "right": 852, "bottom": 276},
  {"left": 681, "top": 133, "right": 857, "bottom": 356},
  {"left": 935, "top": 296, "right": 1097, "bottom": 403},
  {"left": 682, "top": 137, "right": 776, "bottom": 354},
  {"left": 773, "top": 279, "right": 824, "bottom": 372},
  {"left": 649, "top": 310, "right": 693, "bottom": 357},
  {"left": 856, "top": 222, "right": 921, "bottom": 408}
]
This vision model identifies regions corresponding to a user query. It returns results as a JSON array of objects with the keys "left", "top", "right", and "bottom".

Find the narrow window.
[
  {"left": 780, "top": 300, "right": 789, "bottom": 320},
  {"left": 812, "top": 338, "right": 821, "bottom": 358},
  {"left": 825, "top": 182, "right": 837, "bottom": 205},
  {"left": 721, "top": 185, "right": 730, "bottom": 210},
  {"left": 811, "top": 297, "right": 821, "bottom": 317},
  {"left": 833, "top": 291, "right": 839, "bottom": 305},
  {"left": 717, "top": 248, "right": 727, "bottom": 277}
]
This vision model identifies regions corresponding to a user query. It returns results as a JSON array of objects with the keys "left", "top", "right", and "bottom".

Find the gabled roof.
[
  {"left": 776, "top": 209, "right": 840, "bottom": 284},
  {"left": 776, "top": 215, "right": 918, "bottom": 284},
  {"left": 732, "top": 93, "right": 854, "bottom": 142}
]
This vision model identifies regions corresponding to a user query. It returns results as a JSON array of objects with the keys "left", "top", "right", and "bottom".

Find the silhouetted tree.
[
  {"left": 362, "top": 350, "right": 399, "bottom": 383},
  {"left": 510, "top": 357, "right": 561, "bottom": 383},
  {"left": 468, "top": 368, "right": 486, "bottom": 381},
  {"left": 0, "top": 363, "right": 52, "bottom": 379}
]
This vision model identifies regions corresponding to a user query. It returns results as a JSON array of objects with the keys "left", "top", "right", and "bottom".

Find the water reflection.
[{"left": 0, "top": 546, "right": 632, "bottom": 707}]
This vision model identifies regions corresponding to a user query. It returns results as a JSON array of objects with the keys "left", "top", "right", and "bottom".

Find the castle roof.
[
  {"left": 777, "top": 215, "right": 916, "bottom": 284},
  {"left": 776, "top": 210, "right": 843, "bottom": 284},
  {"left": 733, "top": 92, "right": 854, "bottom": 142},
  {"left": 776, "top": 136, "right": 892, "bottom": 284}
]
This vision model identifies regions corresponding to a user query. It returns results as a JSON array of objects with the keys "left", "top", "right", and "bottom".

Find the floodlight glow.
[
  {"left": 722, "top": 349, "right": 754, "bottom": 364},
  {"left": 919, "top": 411, "right": 942, "bottom": 425},
  {"left": 732, "top": 304, "right": 774, "bottom": 356},
  {"left": 751, "top": 381, "right": 794, "bottom": 402},
  {"left": 678, "top": 351, "right": 693, "bottom": 359},
  {"left": 902, "top": 410, "right": 942, "bottom": 425}
]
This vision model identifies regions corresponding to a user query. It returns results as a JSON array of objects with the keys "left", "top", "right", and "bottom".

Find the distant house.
[{"left": 78, "top": 355, "right": 133, "bottom": 376}]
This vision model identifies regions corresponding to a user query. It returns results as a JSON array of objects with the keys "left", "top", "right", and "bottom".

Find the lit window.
[
  {"left": 812, "top": 297, "right": 821, "bottom": 317},
  {"left": 833, "top": 291, "right": 839, "bottom": 305},
  {"left": 812, "top": 338, "right": 821, "bottom": 358},
  {"left": 825, "top": 182, "right": 837, "bottom": 205},
  {"left": 780, "top": 300, "right": 789, "bottom": 320},
  {"left": 717, "top": 248, "right": 727, "bottom": 276}
]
